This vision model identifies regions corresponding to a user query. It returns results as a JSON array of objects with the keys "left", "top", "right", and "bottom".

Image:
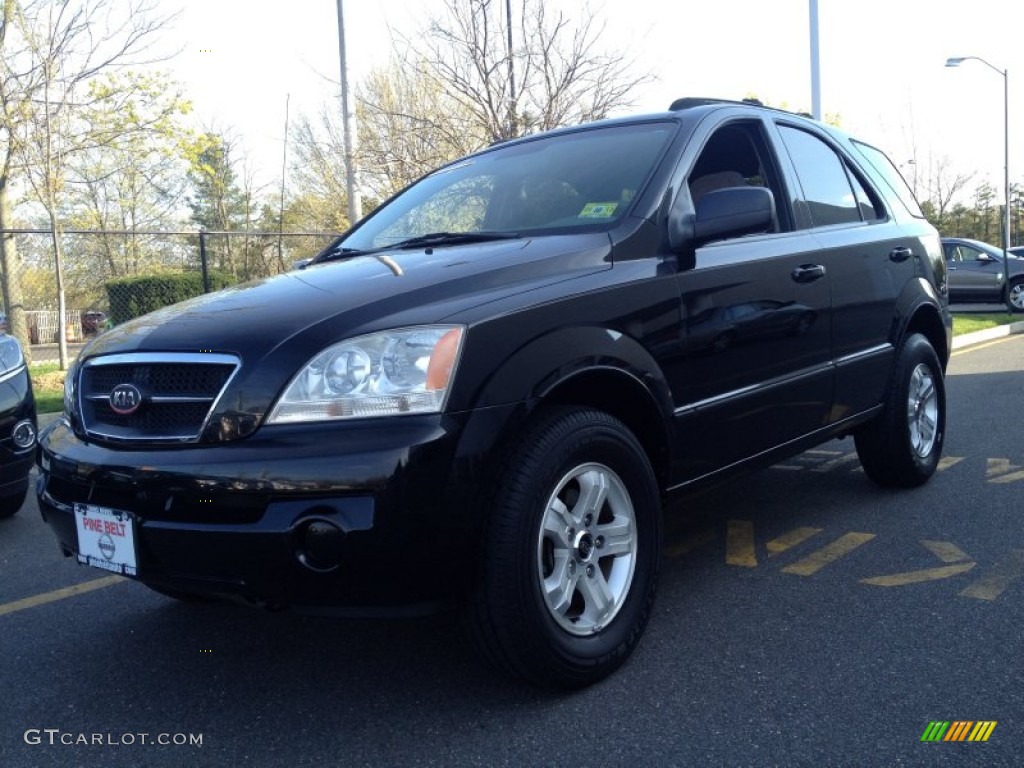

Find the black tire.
[
  {"left": 467, "top": 406, "right": 662, "bottom": 688},
  {"left": 855, "top": 333, "right": 945, "bottom": 487},
  {"left": 1007, "top": 278, "right": 1024, "bottom": 313},
  {"left": 0, "top": 487, "right": 28, "bottom": 519}
]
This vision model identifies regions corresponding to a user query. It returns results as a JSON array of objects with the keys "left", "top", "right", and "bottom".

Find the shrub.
[{"left": 105, "top": 271, "right": 233, "bottom": 324}]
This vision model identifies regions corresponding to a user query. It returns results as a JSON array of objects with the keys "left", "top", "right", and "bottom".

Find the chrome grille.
[{"left": 79, "top": 352, "right": 240, "bottom": 443}]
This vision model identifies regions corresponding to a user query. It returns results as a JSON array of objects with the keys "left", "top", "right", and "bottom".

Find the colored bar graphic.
[
  {"left": 921, "top": 720, "right": 996, "bottom": 742},
  {"left": 921, "top": 721, "right": 949, "bottom": 741},
  {"left": 945, "top": 721, "right": 972, "bottom": 741},
  {"left": 970, "top": 722, "right": 998, "bottom": 742}
]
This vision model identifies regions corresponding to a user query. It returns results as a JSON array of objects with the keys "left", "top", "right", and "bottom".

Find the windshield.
[{"left": 340, "top": 121, "right": 677, "bottom": 252}]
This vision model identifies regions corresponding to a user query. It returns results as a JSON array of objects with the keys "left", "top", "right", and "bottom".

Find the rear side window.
[
  {"left": 848, "top": 171, "right": 883, "bottom": 222},
  {"left": 851, "top": 139, "right": 925, "bottom": 218},
  {"left": 777, "top": 126, "right": 861, "bottom": 227}
]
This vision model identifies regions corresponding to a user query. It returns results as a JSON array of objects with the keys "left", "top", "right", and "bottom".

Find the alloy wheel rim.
[
  {"left": 536, "top": 462, "right": 637, "bottom": 636},
  {"left": 1010, "top": 284, "right": 1024, "bottom": 310},
  {"left": 907, "top": 363, "right": 938, "bottom": 458}
]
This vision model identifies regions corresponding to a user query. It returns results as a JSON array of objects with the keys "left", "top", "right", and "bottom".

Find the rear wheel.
[
  {"left": 855, "top": 333, "right": 945, "bottom": 487},
  {"left": 467, "top": 407, "right": 662, "bottom": 688}
]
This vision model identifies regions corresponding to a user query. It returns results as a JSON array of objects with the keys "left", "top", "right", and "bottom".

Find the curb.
[{"left": 951, "top": 320, "right": 1024, "bottom": 350}]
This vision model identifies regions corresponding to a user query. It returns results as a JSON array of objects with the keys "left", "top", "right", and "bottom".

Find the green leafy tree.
[
  {"left": 972, "top": 182, "right": 996, "bottom": 243},
  {"left": 12, "top": 0, "right": 174, "bottom": 368},
  {"left": 185, "top": 132, "right": 250, "bottom": 275},
  {"left": 63, "top": 72, "right": 193, "bottom": 280}
]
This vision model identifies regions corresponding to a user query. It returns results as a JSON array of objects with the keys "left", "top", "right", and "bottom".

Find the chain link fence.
[{"left": 0, "top": 228, "right": 340, "bottom": 366}]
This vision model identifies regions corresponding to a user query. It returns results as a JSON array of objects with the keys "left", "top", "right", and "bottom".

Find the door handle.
[
  {"left": 889, "top": 247, "right": 913, "bottom": 262},
  {"left": 791, "top": 264, "right": 826, "bottom": 283}
]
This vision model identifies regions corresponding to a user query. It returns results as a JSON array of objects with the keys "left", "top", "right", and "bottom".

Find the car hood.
[{"left": 78, "top": 234, "right": 612, "bottom": 439}]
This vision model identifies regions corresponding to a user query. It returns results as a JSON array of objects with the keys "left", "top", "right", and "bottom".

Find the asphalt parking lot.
[{"left": 2, "top": 333, "right": 1023, "bottom": 767}]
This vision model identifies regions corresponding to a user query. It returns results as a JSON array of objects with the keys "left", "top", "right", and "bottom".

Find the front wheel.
[
  {"left": 0, "top": 486, "right": 28, "bottom": 519},
  {"left": 467, "top": 407, "right": 662, "bottom": 688},
  {"left": 855, "top": 333, "right": 945, "bottom": 487},
  {"left": 1007, "top": 278, "right": 1024, "bottom": 313}
]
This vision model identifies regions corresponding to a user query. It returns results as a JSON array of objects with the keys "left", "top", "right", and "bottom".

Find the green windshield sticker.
[{"left": 578, "top": 202, "right": 619, "bottom": 218}]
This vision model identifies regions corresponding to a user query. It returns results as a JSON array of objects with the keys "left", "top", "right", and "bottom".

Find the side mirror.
[
  {"left": 976, "top": 253, "right": 995, "bottom": 263},
  {"left": 692, "top": 187, "right": 775, "bottom": 247}
]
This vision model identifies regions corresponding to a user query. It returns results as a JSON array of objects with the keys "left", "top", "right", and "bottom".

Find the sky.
[{"left": 151, "top": 0, "right": 1023, "bottom": 202}]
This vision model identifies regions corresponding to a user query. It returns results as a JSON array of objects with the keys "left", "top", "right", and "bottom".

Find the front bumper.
[
  {"left": 36, "top": 406, "right": 516, "bottom": 613},
  {"left": 0, "top": 450, "right": 33, "bottom": 498},
  {"left": 0, "top": 365, "right": 36, "bottom": 498}
]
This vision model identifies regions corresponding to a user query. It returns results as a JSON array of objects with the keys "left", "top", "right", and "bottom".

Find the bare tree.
[
  {"left": 290, "top": 0, "right": 655, "bottom": 224},
  {"left": 411, "top": 0, "right": 653, "bottom": 142},
  {"left": 355, "top": 59, "right": 485, "bottom": 200},
  {"left": 3, "top": 0, "right": 172, "bottom": 368},
  {"left": 916, "top": 153, "right": 974, "bottom": 232}
]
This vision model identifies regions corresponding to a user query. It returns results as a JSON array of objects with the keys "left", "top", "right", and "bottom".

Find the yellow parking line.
[
  {"left": 936, "top": 456, "right": 964, "bottom": 472},
  {"left": 921, "top": 540, "right": 971, "bottom": 563},
  {"left": 986, "top": 458, "right": 1024, "bottom": 484},
  {"left": 960, "top": 550, "right": 1024, "bottom": 601},
  {"left": 860, "top": 562, "right": 976, "bottom": 587},
  {"left": 781, "top": 532, "right": 876, "bottom": 576},
  {"left": 725, "top": 519, "right": 757, "bottom": 567},
  {"left": 767, "top": 527, "right": 823, "bottom": 556},
  {"left": 952, "top": 336, "right": 1016, "bottom": 356},
  {"left": 0, "top": 575, "right": 125, "bottom": 617}
]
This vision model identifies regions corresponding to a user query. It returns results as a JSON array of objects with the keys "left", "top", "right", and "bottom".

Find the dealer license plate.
[{"left": 74, "top": 503, "right": 138, "bottom": 577}]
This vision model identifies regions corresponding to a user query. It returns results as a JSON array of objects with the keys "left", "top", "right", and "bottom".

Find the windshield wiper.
[
  {"left": 313, "top": 231, "right": 520, "bottom": 264},
  {"left": 313, "top": 246, "right": 370, "bottom": 264},
  {"left": 386, "top": 231, "right": 520, "bottom": 250}
]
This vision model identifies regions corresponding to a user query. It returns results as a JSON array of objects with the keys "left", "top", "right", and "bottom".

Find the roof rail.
[{"left": 668, "top": 97, "right": 764, "bottom": 111}]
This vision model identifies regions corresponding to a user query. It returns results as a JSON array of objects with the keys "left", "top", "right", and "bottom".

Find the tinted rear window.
[{"left": 850, "top": 140, "right": 925, "bottom": 218}]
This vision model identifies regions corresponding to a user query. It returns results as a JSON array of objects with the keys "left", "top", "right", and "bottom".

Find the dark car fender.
[
  {"left": 451, "top": 325, "right": 676, "bottom": 497},
  {"left": 893, "top": 277, "right": 952, "bottom": 370}
]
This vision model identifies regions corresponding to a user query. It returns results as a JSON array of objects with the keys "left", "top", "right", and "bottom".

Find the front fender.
[{"left": 467, "top": 325, "right": 674, "bottom": 418}]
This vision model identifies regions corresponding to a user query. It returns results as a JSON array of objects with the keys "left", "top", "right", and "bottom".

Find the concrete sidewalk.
[{"left": 951, "top": 319, "right": 1024, "bottom": 350}]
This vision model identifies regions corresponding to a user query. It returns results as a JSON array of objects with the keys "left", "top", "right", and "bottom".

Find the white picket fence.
[{"left": 26, "top": 309, "right": 84, "bottom": 344}]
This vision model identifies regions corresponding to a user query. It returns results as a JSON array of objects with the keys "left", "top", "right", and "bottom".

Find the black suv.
[{"left": 37, "top": 98, "right": 951, "bottom": 688}]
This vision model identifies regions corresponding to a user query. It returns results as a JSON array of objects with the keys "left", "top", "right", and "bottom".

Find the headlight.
[
  {"left": 64, "top": 362, "right": 78, "bottom": 417},
  {"left": 267, "top": 325, "right": 465, "bottom": 424},
  {"left": 0, "top": 334, "right": 24, "bottom": 376}
]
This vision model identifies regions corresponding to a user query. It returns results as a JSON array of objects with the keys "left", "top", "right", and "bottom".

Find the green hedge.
[{"left": 105, "top": 271, "right": 234, "bottom": 324}]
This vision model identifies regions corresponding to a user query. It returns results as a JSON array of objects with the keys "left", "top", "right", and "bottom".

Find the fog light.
[
  {"left": 295, "top": 519, "right": 346, "bottom": 572},
  {"left": 12, "top": 419, "right": 36, "bottom": 450}
]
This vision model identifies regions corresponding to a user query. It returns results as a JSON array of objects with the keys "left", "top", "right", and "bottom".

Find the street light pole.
[
  {"left": 809, "top": 0, "right": 821, "bottom": 120},
  {"left": 946, "top": 56, "right": 1013, "bottom": 312},
  {"left": 336, "top": 0, "right": 362, "bottom": 227}
]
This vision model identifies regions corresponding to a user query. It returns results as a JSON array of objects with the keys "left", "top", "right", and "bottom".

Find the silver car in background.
[{"left": 942, "top": 237, "right": 1024, "bottom": 312}]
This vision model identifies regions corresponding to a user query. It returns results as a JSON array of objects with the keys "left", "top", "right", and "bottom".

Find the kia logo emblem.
[{"left": 109, "top": 383, "right": 142, "bottom": 415}]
